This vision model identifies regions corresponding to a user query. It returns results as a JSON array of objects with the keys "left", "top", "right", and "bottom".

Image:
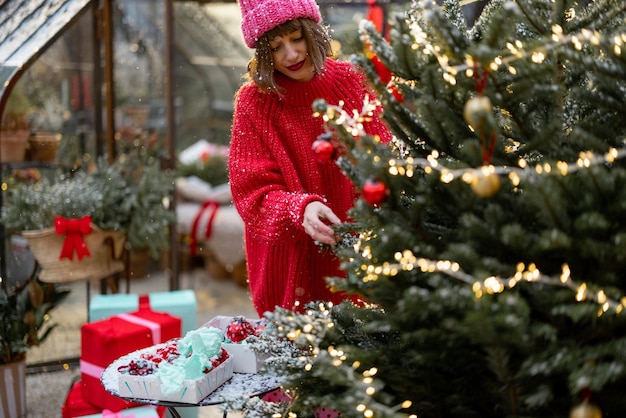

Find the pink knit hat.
[{"left": 238, "top": 0, "right": 322, "bottom": 48}]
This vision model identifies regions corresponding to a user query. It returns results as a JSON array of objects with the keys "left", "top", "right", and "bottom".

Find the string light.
[
  {"left": 404, "top": 4, "right": 612, "bottom": 87},
  {"left": 384, "top": 146, "right": 626, "bottom": 188},
  {"left": 358, "top": 247, "right": 626, "bottom": 315}
]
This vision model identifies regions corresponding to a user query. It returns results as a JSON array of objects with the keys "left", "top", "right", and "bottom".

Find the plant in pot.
[
  {"left": 0, "top": 153, "right": 177, "bottom": 284},
  {"left": 0, "top": 84, "right": 33, "bottom": 163},
  {"left": 0, "top": 277, "right": 70, "bottom": 417},
  {"left": 27, "top": 95, "right": 65, "bottom": 163}
]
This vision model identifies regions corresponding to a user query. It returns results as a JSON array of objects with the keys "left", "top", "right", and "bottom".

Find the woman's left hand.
[{"left": 302, "top": 201, "right": 341, "bottom": 245}]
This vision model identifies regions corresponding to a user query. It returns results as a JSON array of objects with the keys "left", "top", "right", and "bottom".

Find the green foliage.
[
  {"left": 0, "top": 278, "right": 70, "bottom": 364},
  {"left": 1, "top": 84, "right": 32, "bottom": 131},
  {"left": 176, "top": 155, "right": 229, "bottom": 187},
  {"left": 247, "top": 0, "right": 626, "bottom": 417},
  {"left": 1, "top": 156, "right": 176, "bottom": 258}
]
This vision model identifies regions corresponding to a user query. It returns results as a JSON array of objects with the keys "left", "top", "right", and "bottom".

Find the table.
[{"left": 102, "top": 357, "right": 280, "bottom": 418}]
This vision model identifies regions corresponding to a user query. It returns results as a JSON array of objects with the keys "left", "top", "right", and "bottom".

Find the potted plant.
[
  {"left": 0, "top": 277, "right": 70, "bottom": 417},
  {"left": 0, "top": 84, "right": 32, "bottom": 162},
  {"left": 27, "top": 95, "right": 65, "bottom": 162},
  {"left": 0, "top": 153, "right": 177, "bottom": 283}
]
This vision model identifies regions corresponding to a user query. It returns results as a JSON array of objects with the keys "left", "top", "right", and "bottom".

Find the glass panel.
[
  {"left": 1, "top": 9, "right": 95, "bottom": 289},
  {"left": 174, "top": 1, "right": 250, "bottom": 151},
  {"left": 112, "top": 0, "right": 167, "bottom": 165},
  {"left": 0, "top": 8, "right": 95, "bottom": 168}
]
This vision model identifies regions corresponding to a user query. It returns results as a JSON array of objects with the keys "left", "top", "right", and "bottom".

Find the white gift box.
[
  {"left": 203, "top": 316, "right": 267, "bottom": 374},
  {"left": 117, "top": 346, "right": 234, "bottom": 404}
]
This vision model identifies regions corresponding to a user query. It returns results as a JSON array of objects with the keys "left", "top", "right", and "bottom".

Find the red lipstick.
[{"left": 287, "top": 60, "right": 305, "bottom": 72}]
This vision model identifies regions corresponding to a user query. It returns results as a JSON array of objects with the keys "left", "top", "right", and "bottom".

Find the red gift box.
[
  {"left": 61, "top": 380, "right": 101, "bottom": 418},
  {"left": 80, "top": 296, "right": 181, "bottom": 412}
]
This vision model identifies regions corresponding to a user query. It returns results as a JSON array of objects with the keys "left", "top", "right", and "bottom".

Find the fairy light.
[
  {"left": 365, "top": 250, "right": 625, "bottom": 314},
  {"left": 552, "top": 24, "right": 563, "bottom": 42},
  {"left": 508, "top": 171, "right": 521, "bottom": 186},
  {"left": 614, "top": 35, "right": 622, "bottom": 55},
  {"left": 364, "top": 367, "right": 378, "bottom": 377},
  {"left": 531, "top": 51, "right": 546, "bottom": 63},
  {"left": 560, "top": 264, "right": 571, "bottom": 284},
  {"left": 378, "top": 144, "right": 626, "bottom": 190}
]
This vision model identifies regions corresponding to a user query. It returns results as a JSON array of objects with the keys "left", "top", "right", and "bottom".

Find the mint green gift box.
[{"left": 89, "top": 290, "right": 197, "bottom": 334}]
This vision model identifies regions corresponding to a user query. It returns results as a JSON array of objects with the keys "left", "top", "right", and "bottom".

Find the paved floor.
[{"left": 25, "top": 262, "right": 257, "bottom": 418}]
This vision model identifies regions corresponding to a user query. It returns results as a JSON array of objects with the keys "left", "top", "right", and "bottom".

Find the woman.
[{"left": 229, "top": 0, "right": 392, "bottom": 316}]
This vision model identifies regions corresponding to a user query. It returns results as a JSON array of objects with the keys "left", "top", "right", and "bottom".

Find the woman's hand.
[{"left": 302, "top": 201, "right": 341, "bottom": 245}]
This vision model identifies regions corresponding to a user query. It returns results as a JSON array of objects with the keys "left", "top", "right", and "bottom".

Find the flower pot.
[
  {"left": 0, "top": 130, "right": 29, "bottom": 162},
  {"left": 0, "top": 360, "right": 26, "bottom": 418},
  {"left": 22, "top": 226, "right": 126, "bottom": 283},
  {"left": 27, "top": 132, "right": 61, "bottom": 162}
]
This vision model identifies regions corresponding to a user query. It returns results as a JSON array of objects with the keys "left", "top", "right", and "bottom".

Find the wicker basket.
[{"left": 22, "top": 226, "right": 126, "bottom": 283}]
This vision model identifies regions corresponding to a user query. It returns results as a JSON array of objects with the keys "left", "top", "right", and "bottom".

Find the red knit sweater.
[{"left": 229, "top": 58, "right": 391, "bottom": 315}]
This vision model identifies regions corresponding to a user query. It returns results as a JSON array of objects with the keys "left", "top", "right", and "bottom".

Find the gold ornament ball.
[
  {"left": 471, "top": 172, "right": 501, "bottom": 198},
  {"left": 570, "top": 401, "right": 602, "bottom": 418},
  {"left": 463, "top": 95, "right": 493, "bottom": 130}
]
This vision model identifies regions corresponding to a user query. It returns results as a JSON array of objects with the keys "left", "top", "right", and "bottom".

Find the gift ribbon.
[
  {"left": 189, "top": 200, "right": 220, "bottom": 256},
  {"left": 54, "top": 215, "right": 92, "bottom": 260},
  {"left": 138, "top": 294, "right": 150, "bottom": 310},
  {"left": 116, "top": 313, "right": 161, "bottom": 345},
  {"left": 79, "top": 359, "right": 104, "bottom": 379},
  {"left": 102, "top": 409, "right": 136, "bottom": 418}
]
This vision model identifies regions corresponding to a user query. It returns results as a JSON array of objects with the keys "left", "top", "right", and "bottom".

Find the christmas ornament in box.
[
  {"left": 114, "top": 327, "right": 233, "bottom": 404},
  {"left": 80, "top": 297, "right": 181, "bottom": 411},
  {"left": 203, "top": 315, "right": 268, "bottom": 374}
]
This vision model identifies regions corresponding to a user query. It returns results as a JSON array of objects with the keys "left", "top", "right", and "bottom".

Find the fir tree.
[{"left": 227, "top": 1, "right": 626, "bottom": 417}]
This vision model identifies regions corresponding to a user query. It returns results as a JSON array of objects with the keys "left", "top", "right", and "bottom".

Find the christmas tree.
[{"left": 227, "top": 0, "right": 626, "bottom": 417}]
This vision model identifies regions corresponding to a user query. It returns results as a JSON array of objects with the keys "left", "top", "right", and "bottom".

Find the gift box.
[
  {"left": 89, "top": 290, "right": 197, "bottom": 333},
  {"left": 203, "top": 316, "right": 267, "bottom": 374},
  {"left": 80, "top": 406, "right": 162, "bottom": 418},
  {"left": 61, "top": 380, "right": 101, "bottom": 418},
  {"left": 80, "top": 297, "right": 181, "bottom": 412},
  {"left": 117, "top": 348, "right": 234, "bottom": 404},
  {"left": 61, "top": 380, "right": 167, "bottom": 418}
]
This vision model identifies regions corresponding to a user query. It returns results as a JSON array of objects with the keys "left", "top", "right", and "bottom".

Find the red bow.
[
  {"left": 54, "top": 215, "right": 92, "bottom": 260},
  {"left": 189, "top": 200, "right": 220, "bottom": 256},
  {"left": 102, "top": 409, "right": 136, "bottom": 418}
]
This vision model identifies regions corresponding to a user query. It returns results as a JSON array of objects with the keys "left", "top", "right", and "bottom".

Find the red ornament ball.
[
  {"left": 226, "top": 316, "right": 257, "bottom": 343},
  {"left": 362, "top": 178, "right": 389, "bottom": 206},
  {"left": 312, "top": 134, "right": 335, "bottom": 162}
]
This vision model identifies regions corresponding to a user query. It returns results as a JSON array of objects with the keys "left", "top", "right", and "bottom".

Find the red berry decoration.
[
  {"left": 312, "top": 132, "right": 335, "bottom": 162},
  {"left": 254, "top": 319, "right": 267, "bottom": 337},
  {"left": 362, "top": 177, "right": 389, "bottom": 206},
  {"left": 226, "top": 316, "right": 256, "bottom": 343}
]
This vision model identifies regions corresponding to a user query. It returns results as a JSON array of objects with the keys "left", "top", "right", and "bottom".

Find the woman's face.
[{"left": 269, "top": 27, "right": 315, "bottom": 82}]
